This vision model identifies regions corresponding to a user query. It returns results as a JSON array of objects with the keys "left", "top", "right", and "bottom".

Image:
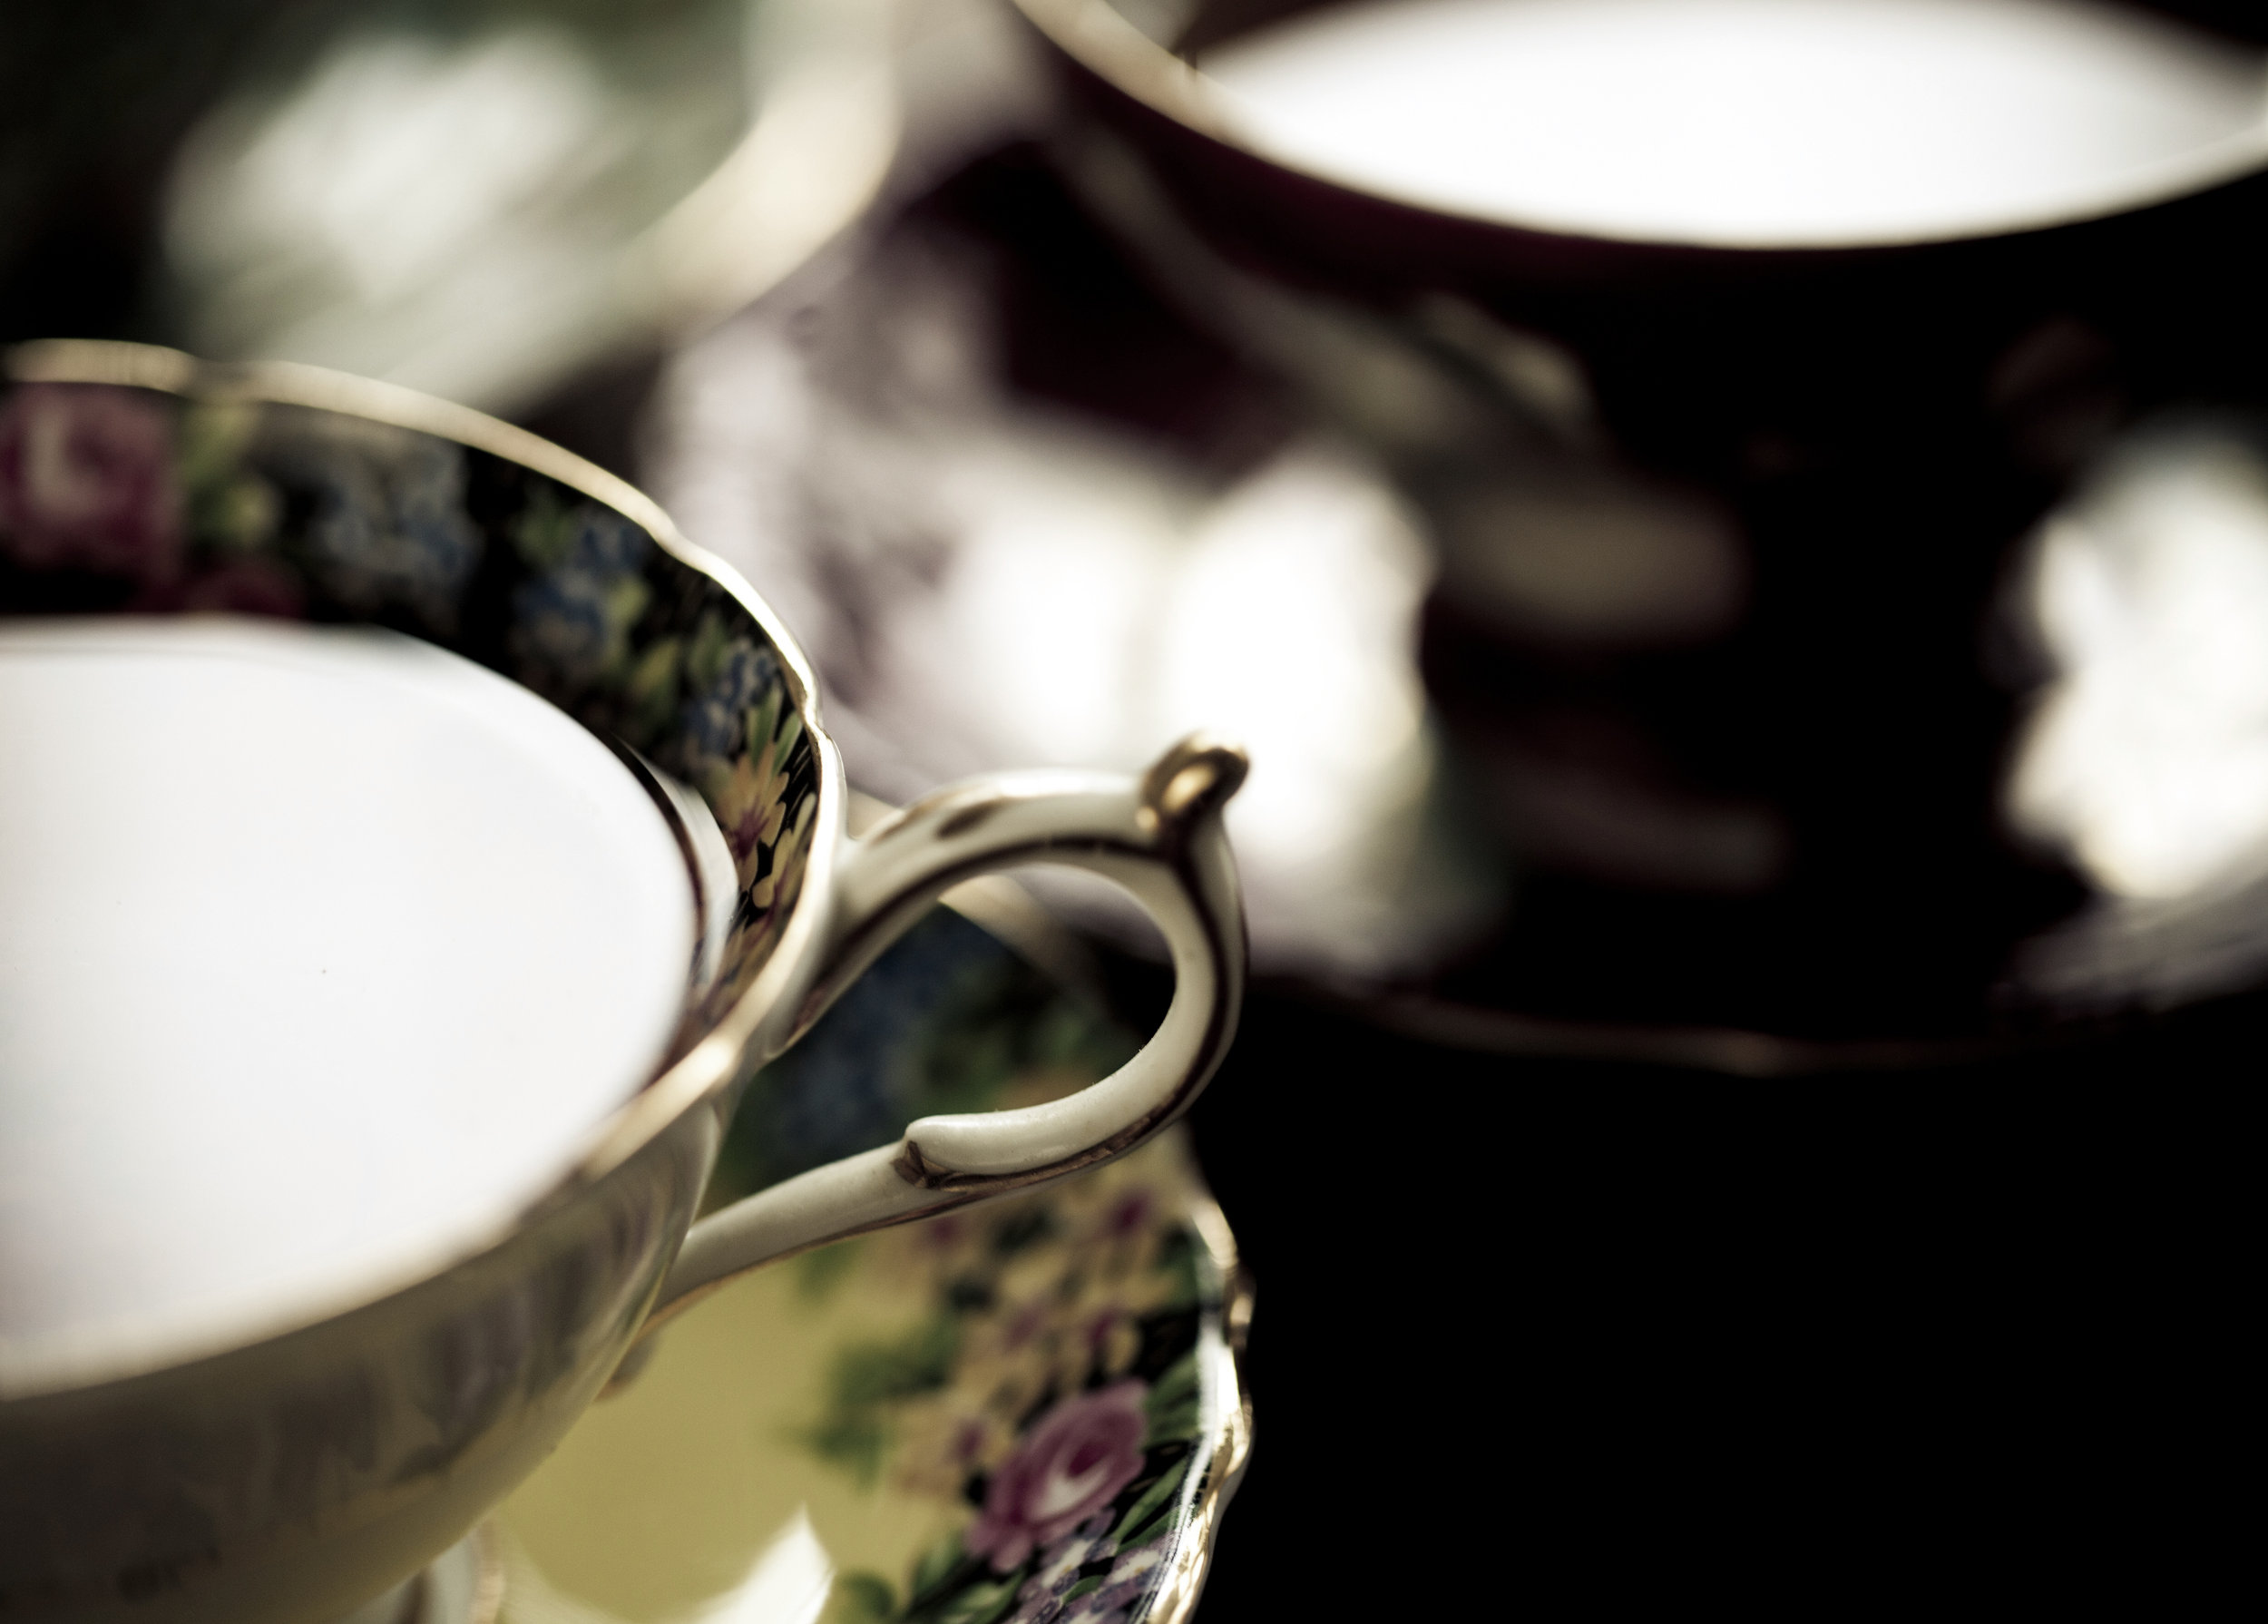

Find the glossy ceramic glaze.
[
  {"left": 0, "top": 342, "right": 1246, "bottom": 1623},
  {"left": 0, "top": 620, "right": 700, "bottom": 1382}
]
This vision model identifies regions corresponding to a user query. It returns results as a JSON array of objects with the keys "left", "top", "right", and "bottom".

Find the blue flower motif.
[
  {"left": 569, "top": 507, "right": 649, "bottom": 575},
  {"left": 302, "top": 431, "right": 479, "bottom": 624},
  {"left": 716, "top": 640, "right": 777, "bottom": 713},
  {"left": 511, "top": 572, "right": 615, "bottom": 682},
  {"left": 680, "top": 637, "right": 780, "bottom": 764},
  {"left": 752, "top": 912, "right": 1017, "bottom": 1184},
  {"left": 680, "top": 693, "right": 743, "bottom": 762},
  {"left": 501, "top": 496, "right": 658, "bottom": 690}
]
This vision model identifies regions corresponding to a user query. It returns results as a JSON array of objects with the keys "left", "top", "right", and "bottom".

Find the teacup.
[
  {"left": 1015, "top": 0, "right": 2268, "bottom": 1048},
  {"left": 0, "top": 340, "right": 1246, "bottom": 1623}
]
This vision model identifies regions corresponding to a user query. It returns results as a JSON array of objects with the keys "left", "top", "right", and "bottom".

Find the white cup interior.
[
  {"left": 1199, "top": 0, "right": 2268, "bottom": 247},
  {"left": 0, "top": 618, "right": 699, "bottom": 1378}
]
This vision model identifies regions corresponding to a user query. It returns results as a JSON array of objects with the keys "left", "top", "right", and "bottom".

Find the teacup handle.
[{"left": 640, "top": 735, "right": 1247, "bottom": 1334}]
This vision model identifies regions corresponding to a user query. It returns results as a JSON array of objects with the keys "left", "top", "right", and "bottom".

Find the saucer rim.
[
  {"left": 1149, "top": 1189, "right": 1254, "bottom": 1624},
  {"left": 486, "top": 1128, "right": 1253, "bottom": 1624}
]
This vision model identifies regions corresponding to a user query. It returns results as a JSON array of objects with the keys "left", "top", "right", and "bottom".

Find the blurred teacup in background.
[{"left": 1017, "top": 0, "right": 2268, "bottom": 1060}]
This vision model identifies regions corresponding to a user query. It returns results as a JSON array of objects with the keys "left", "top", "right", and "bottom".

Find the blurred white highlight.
[
  {"left": 2011, "top": 431, "right": 2268, "bottom": 899},
  {"left": 1203, "top": 0, "right": 2268, "bottom": 248},
  {"left": 199, "top": 32, "right": 617, "bottom": 309},
  {"left": 691, "top": 1511, "right": 835, "bottom": 1624},
  {"left": 655, "top": 283, "right": 1503, "bottom": 979},
  {"left": 1159, "top": 454, "right": 1427, "bottom": 871},
  {"left": 902, "top": 440, "right": 1465, "bottom": 975}
]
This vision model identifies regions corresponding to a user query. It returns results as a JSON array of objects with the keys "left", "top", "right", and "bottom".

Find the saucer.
[
  {"left": 483, "top": 900, "right": 1251, "bottom": 1624},
  {"left": 152, "top": 0, "right": 898, "bottom": 421}
]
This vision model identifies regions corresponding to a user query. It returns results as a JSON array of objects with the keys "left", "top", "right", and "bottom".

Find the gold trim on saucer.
[{"left": 1147, "top": 1192, "right": 1253, "bottom": 1624}]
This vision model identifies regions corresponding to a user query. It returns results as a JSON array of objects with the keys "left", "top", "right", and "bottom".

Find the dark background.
[{"left": 1178, "top": 980, "right": 2248, "bottom": 1613}]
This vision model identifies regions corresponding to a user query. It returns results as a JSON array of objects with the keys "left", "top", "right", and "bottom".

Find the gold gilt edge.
[
  {"left": 1149, "top": 1193, "right": 1254, "bottom": 1624},
  {"left": 0, "top": 339, "right": 846, "bottom": 1369}
]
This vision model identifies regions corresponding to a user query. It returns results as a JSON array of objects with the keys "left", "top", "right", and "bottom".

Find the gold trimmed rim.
[
  {"left": 1012, "top": 0, "right": 2268, "bottom": 253},
  {"left": 0, "top": 339, "right": 846, "bottom": 1399},
  {"left": 1147, "top": 1189, "right": 1254, "bottom": 1624},
  {"left": 4, "top": 338, "right": 823, "bottom": 709}
]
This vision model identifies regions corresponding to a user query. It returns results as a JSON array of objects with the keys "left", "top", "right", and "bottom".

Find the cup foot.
[{"left": 329, "top": 1529, "right": 500, "bottom": 1624}]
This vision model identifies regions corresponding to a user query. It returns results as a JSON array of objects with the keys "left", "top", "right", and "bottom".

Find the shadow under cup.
[{"left": 1021, "top": 0, "right": 2268, "bottom": 1052}]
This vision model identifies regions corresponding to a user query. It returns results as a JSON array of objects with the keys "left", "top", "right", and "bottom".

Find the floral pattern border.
[
  {"left": 802, "top": 1141, "right": 1228, "bottom": 1624},
  {"left": 718, "top": 913, "right": 1237, "bottom": 1624},
  {"left": 494, "top": 909, "right": 1244, "bottom": 1624},
  {"left": 0, "top": 378, "right": 819, "bottom": 1017}
]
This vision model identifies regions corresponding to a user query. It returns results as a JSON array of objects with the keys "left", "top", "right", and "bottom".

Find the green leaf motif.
[
  {"left": 1111, "top": 1454, "right": 1189, "bottom": 1549},
  {"left": 770, "top": 706, "right": 804, "bottom": 764},
  {"left": 1150, "top": 1228, "right": 1202, "bottom": 1315},
  {"left": 795, "top": 1237, "right": 865, "bottom": 1304},
  {"left": 744, "top": 688, "right": 782, "bottom": 763},
  {"left": 798, "top": 1313, "right": 959, "bottom": 1485},
  {"left": 908, "top": 1534, "right": 968, "bottom": 1605},
  {"left": 604, "top": 573, "right": 652, "bottom": 641},
  {"left": 511, "top": 483, "right": 578, "bottom": 570},
  {"left": 622, "top": 636, "right": 682, "bottom": 747},
  {"left": 826, "top": 1570, "right": 897, "bottom": 1624},
  {"left": 1143, "top": 1350, "right": 1200, "bottom": 1448},
  {"left": 687, "top": 610, "right": 728, "bottom": 692},
  {"left": 931, "top": 1577, "right": 1020, "bottom": 1624},
  {"left": 177, "top": 405, "right": 280, "bottom": 554},
  {"left": 798, "top": 1411, "right": 888, "bottom": 1489}
]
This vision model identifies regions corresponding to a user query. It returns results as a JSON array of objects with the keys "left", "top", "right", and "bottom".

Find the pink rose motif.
[
  {"left": 968, "top": 1382, "right": 1149, "bottom": 1573},
  {"left": 0, "top": 384, "right": 182, "bottom": 583}
]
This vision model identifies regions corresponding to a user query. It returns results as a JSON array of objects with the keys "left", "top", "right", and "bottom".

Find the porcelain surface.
[
  {"left": 0, "top": 345, "right": 1246, "bottom": 1624},
  {"left": 0, "top": 352, "right": 811, "bottom": 1621},
  {"left": 494, "top": 905, "right": 1248, "bottom": 1624},
  {"left": 0, "top": 360, "right": 823, "bottom": 1037},
  {"left": 0, "top": 620, "right": 702, "bottom": 1377}
]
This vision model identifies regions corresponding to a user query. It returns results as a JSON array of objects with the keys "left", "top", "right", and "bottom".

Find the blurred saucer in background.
[{"left": 155, "top": 0, "right": 896, "bottom": 418}]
